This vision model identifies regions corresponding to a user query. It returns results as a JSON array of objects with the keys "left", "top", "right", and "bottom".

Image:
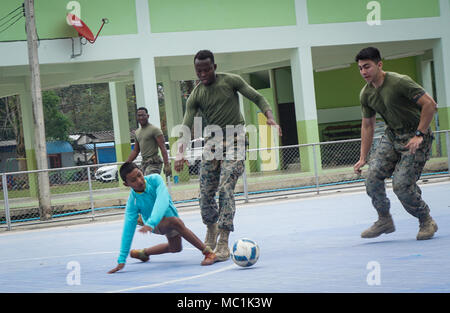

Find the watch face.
[{"left": 416, "top": 130, "right": 423, "bottom": 136}]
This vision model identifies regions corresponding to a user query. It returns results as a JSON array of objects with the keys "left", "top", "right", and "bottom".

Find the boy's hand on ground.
[
  {"left": 138, "top": 225, "right": 153, "bottom": 234},
  {"left": 108, "top": 263, "right": 125, "bottom": 274}
]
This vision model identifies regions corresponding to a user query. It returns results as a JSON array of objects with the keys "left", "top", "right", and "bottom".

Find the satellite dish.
[{"left": 67, "top": 13, "right": 108, "bottom": 44}]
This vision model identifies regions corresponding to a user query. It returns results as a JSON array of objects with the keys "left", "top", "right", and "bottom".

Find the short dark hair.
[
  {"left": 137, "top": 107, "right": 148, "bottom": 114},
  {"left": 120, "top": 162, "right": 138, "bottom": 182},
  {"left": 355, "top": 47, "right": 382, "bottom": 63},
  {"left": 194, "top": 50, "right": 215, "bottom": 64}
]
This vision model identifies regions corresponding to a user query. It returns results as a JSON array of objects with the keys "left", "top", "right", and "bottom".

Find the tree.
[
  {"left": 0, "top": 95, "right": 27, "bottom": 171},
  {"left": 43, "top": 91, "right": 73, "bottom": 141}
]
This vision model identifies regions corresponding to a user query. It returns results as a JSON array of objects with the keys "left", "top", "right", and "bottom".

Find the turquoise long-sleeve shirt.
[{"left": 117, "top": 174, "right": 179, "bottom": 264}]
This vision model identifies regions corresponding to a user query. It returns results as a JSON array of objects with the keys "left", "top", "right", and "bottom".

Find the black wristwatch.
[{"left": 415, "top": 130, "right": 425, "bottom": 137}]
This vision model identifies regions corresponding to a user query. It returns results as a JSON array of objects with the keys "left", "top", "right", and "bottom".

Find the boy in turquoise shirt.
[{"left": 108, "top": 162, "right": 217, "bottom": 274}]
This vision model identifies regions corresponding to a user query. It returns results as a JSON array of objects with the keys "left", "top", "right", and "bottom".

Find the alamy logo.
[
  {"left": 66, "top": 261, "right": 81, "bottom": 286},
  {"left": 66, "top": 1, "right": 81, "bottom": 25},
  {"left": 366, "top": 261, "right": 381, "bottom": 286},
  {"left": 171, "top": 117, "right": 280, "bottom": 164},
  {"left": 367, "top": 1, "right": 381, "bottom": 26}
]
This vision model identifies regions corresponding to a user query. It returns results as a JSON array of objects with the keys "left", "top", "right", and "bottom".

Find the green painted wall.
[
  {"left": 0, "top": 0, "right": 137, "bottom": 42},
  {"left": 148, "top": 0, "right": 296, "bottom": 33},
  {"left": 436, "top": 107, "right": 449, "bottom": 158},
  {"left": 307, "top": 0, "right": 440, "bottom": 24},
  {"left": 314, "top": 57, "right": 419, "bottom": 110}
]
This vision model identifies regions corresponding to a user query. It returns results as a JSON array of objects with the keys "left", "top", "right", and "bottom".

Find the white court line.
[
  {"left": 107, "top": 264, "right": 236, "bottom": 293},
  {"left": 0, "top": 251, "right": 116, "bottom": 264},
  {"left": 0, "top": 248, "right": 198, "bottom": 264}
]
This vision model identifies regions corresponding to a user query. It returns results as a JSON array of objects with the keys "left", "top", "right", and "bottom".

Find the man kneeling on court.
[{"left": 108, "top": 162, "right": 217, "bottom": 274}]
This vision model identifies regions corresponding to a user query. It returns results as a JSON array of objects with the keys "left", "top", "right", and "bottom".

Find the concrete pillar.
[
  {"left": 433, "top": 37, "right": 450, "bottom": 157},
  {"left": 159, "top": 68, "right": 188, "bottom": 182},
  {"left": 290, "top": 47, "right": 321, "bottom": 172},
  {"left": 18, "top": 85, "right": 38, "bottom": 197},
  {"left": 133, "top": 56, "right": 161, "bottom": 128},
  {"left": 109, "top": 82, "right": 132, "bottom": 164}
]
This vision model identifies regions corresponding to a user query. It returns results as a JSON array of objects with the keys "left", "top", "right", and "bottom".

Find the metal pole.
[
  {"left": 312, "top": 145, "right": 320, "bottom": 194},
  {"left": 87, "top": 167, "right": 95, "bottom": 221},
  {"left": 243, "top": 163, "right": 249, "bottom": 203},
  {"left": 2, "top": 174, "right": 12, "bottom": 231},
  {"left": 167, "top": 175, "right": 172, "bottom": 196}
]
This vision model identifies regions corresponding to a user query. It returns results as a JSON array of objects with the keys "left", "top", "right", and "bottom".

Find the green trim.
[
  {"left": 25, "top": 148, "right": 38, "bottom": 197},
  {"left": 437, "top": 107, "right": 450, "bottom": 131},
  {"left": 148, "top": 0, "right": 296, "bottom": 33},
  {"left": 307, "top": 0, "right": 440, "bottom": 24},
  {"left": 296, "top": 120, "right": 322, "bottom": 172},
  {"left": 114, "top": 143, "right": 131, "bottom": 163}
]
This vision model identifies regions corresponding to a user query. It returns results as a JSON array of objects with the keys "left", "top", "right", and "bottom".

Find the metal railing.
[{"left": 1, "top": 130, "right": 449, "bottom": 231}]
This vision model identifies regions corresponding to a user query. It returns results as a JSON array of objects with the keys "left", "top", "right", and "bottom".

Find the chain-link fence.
[{"left": 1, "top": 130, "right": 449, "bottom": 231}]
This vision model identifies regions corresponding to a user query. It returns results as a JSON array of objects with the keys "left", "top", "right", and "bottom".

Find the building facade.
[{"left": 1, "top": 0, "right": 449, "bottom": 173}]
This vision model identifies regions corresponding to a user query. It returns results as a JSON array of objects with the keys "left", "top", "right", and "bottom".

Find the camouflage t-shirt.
[{"left": 360, "top": 71, "right": 426, "bottom": 132}]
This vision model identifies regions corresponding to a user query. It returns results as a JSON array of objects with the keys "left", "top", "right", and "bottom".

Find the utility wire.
[
  {"left": 0, "top": 4, "right": 23, "bottom": 23},
  {"left": 0, "top": 4, "right": 25, "bottom": 36},
  {"left": 0, "top": 14, "right": 24, "bottom": 35}
]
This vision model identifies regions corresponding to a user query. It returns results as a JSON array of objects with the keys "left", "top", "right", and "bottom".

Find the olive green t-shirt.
[
  {"left": 182, "top": 72, "right": 272, "bottom": 130},
  {"left": 134, "top": 123, "right": 163, "bottom": 162},
  {"left": 360, "top": 72, "right": 426, "bottom": 131}
]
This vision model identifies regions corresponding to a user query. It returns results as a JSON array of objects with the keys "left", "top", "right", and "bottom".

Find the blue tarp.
[{"left": 46, "top": 141, "right": 73, "bottom": 154}]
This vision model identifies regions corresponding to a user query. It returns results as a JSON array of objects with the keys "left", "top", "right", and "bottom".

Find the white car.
[
  {"left": 94, "top": 164, "right": 118, "bottom": 182},
  {"left": 94, "top": 155, "right": 142, "bottom": 182}
]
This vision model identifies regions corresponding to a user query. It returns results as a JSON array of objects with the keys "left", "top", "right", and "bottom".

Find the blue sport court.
[{"left": 0, "top": 180, "right": 449, "bottom": 293}]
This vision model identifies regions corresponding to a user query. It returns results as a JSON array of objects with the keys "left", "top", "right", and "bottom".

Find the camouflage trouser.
[
  {"left": 141, "top": 155, "right": 163, "bottom": 175},
  {"left": 365, "top": 128, "right": 433, "bottom": 219},
  {"left": 199, "top": 136, "right": 245, "bottom": 233}
]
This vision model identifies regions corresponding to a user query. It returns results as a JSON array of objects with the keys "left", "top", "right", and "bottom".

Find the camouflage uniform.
[
  {"left": 366, "top": 128, "right": 433, "bottom": 219},
  {"left": 141, "top": 155, "right": 163, "bottom": 175},
  {"left": 199, "top": 134, "right": 246, "bottom": 232}
]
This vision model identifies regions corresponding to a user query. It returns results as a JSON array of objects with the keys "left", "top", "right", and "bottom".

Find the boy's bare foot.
[{"left": 130, "top": 249, "right": 150, "bottom": 262}]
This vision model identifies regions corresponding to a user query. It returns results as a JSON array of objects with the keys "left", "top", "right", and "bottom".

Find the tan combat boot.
[
  {"left": 204, "top": 223, "right": 219, "bottom": 250},
  {"left": 361, "top": 212, "right": 395, "bottom": 238},
  {"left": 417, "top": 214, "right": 438, "bottom": 240},
  {"left": 214, "top": 229, "right": 231, "bottom": 261}
]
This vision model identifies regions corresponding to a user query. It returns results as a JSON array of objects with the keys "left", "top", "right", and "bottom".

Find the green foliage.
[{"left": 43, "top": 91, "right": 73, "bottom": 141}]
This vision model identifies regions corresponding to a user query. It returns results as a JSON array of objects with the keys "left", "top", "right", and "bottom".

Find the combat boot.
[
  {"left": 361, "top": 212, "right": 395, "bottom": 238},
  {"left": 204, "top": 223, "right": 219, "bottom": 250},
  {"left": 417, "top": 214, "right": 438, "bottom": 240},
  {"left": 214, "top": 229, "right": 231, "bottom": 261}
]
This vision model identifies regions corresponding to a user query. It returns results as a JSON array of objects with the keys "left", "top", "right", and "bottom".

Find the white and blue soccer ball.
[{"left": 231, "top": 238, "right": 260, "bottom": 267}]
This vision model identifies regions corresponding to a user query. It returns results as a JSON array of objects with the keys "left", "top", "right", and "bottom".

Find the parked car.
[
  {"left": 94, "top": 138, "right": 205, "bottom": 182},
  {"left": 94, "top": 154, "right": 142, "bottom": 182}
]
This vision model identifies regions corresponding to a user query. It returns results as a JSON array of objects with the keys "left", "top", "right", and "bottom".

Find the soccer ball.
[{"left": 231, "top": 238, "right": 260, "bottom": 267}]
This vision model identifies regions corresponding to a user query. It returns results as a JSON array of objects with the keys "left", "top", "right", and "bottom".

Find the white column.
[
  {"left": 109, "top": 81, "right": 132, "bottom": 162},
  {"left": 290, "top": 46, "right": 318, "bottom": 126},
  {"left": 160, "top": 68, "right": 183, "bottom": 132},
  {"left": 290, "top": 46, "right": 321, "bottom": 171},
  {"left": 133, "top": 56, "right": 161, "bottom": 128}
]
